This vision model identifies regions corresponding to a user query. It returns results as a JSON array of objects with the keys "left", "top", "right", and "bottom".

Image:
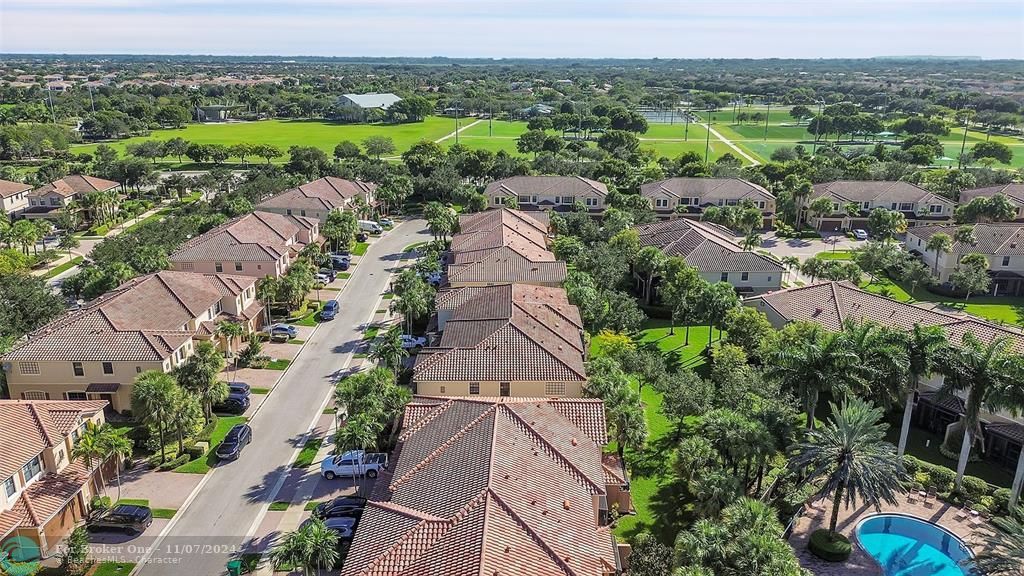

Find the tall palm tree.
[
  {"left": 968, "top": 506, "right": 1024, "bottom": 576},
  {"left": 369, "top": 326, "right": 408, "bottom": 377},
  {"left": 765, "top": 326, "right": 861, "bottom": 429},
  {"left": 608, "top": 385, "right": 647, "bottom": 468},
  {"left": 130, "top": 371, "right": 178, "bottom": 463},
  {"left": 174, "top": 341, "right": 227, "bottom": 423},
  {"left": 104, "top": 429, "right": 134, "bottom": 502},
  {"left": 70, "top": 422, "right": 111, "bottom": 495},
  {"left": 926, "top": 233, "right": 953, "bottom": 277},
  {"left": 845, "top": 321, "right": 908, "bottom": 407},
  {"left": 167, "top": 388, "right": 202, "bottom": 455},
  {"left": 896, "top": 325, "right": 948, "bottom": 458},
  {"left": 634, "top": 245, "right": 667, "bottom": 304},
  {"left": 270, "top": 517, "right": 340, "bottom": 575},
  {"left": 938, "top": 334, "right": 1022, "bottom": 489},
  {"left": 215, "top": 320, "right": 245, "bottom": 356},
  {"left": 334, "top": 414, "right": 383, "bottom": 496},
  {"left": 791, "top": 398, "right": 906, "bottom": 536},
  {"left": 10, "top": 220, "right": 38, "bottom": 255},
  {"left": 256, "top": 276, "right": 278, "bottom": 325},
  {"left": 390, "top": 282, "right": 431, "bottom": 334}
]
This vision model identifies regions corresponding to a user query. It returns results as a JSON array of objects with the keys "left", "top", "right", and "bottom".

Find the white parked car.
[
  {"left": 378, "top": 218, "right": 394, "bottom": 227},
  {"left": 315, "top": 273, "right": 331, "bottom": 284},
  {"left": 852, "top": 229, "right": 869, "bottom": 240},
  {"left": 320, "top": 450, "right": 388, "bottom": 480},
  {"left": 400, "top": 335, "right": 427, "bottom": 349}
]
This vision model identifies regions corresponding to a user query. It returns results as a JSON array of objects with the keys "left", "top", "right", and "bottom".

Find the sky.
[{"left": 1, "top": 0, "right": 1022, "bottom": 59}]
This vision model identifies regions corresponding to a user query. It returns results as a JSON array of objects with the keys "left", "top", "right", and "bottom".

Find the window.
[
  {"left": 553, "top": 196, "right": 562, "bottom": 205},
  {"left": 215, "top": 262, "right": 223, "bottom": 273},
  {"left": 300, "top": 210, "right": 306, "bottom": 217},
  {"left": 720, "top": 272, "right": 729, "bottom": 282},
  {"left": 22, "top": 391, "right": 47, "bottom": 400},
  {"left": 22, "top": 456, "right": 42, "bottom": 483},
  {"left": 102, "top": 362, "right": 114, "bottom": 375},
  {"left": 439, "top": 386, "right": 446, "bottom": 394},
  {"left": 19, "top": 362, "right": 40, "bottom": 375},
  {"left": 136, "top": 366, "right": 142, "bottom": 374},
  {"left": 585, "top": 197, "right": 599, "bottom": 207},
  {"left": 564, "top": 196, "right": 576, "bottom": 205},
  {"left": 234, "top": 262, "right": 243, "bottom": 272},
  {"left": 757, "top": 201, "right": 765, "bottom": 209},
  {"left": 890, "top": 203, "right": 898, "bottom": 210},
  {"left": 180, "top": 262, "right": 194, "bottom": 271},
  {"left": 899, "top": 203, "right": 913, "bottom": 211},
  {"left": 518, "top": 195, "right": 531, "bottom": 204},
  {"left": 929, "top": 204, "right": 943, "bottom": 214},
  {"left": 2, "top": 476, "right": 15, "bottom": 498},
  {"left": 831, "top": 203, "right": 839, "bottom": 212},
  {"left": 469, "top": 382, "right": 480, "bottom": 395},
  {"left": 545, "top": 382, "right": 566, "bottom": 396},
  {"left": 65, "top": 392, "right": 87, "bottom": 401},
  {"left": 286, "top": 209, "right": 293, "bottom": 215},
  {"left": 1002, "top": 256, "right": 1011, "bottom": 267},
  {"left": 741, "top": 272, "right": 749, "bottom": 281},
  {"left": 494, "top": 197, "right": 503, "bottom": 206},
  {"left": 655, "top": 198, "right": 669, "bottom": 208},
  {"left": 500, "top": 382, "right": 510, "bottom": 397},
  {"left": 72, "top": 362, "right": 84, "bottom": 377},
  {"left": 863, "top": 202, "right": 871, "bottom": 210}
]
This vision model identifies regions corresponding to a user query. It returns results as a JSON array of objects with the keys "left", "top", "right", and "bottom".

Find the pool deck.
[{"left": 790, "top": 494, "right": 991, "bottom": 575}]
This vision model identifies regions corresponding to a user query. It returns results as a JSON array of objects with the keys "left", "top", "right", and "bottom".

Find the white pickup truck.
[{"left": 320, "top": 450, "right": 388, "bottom": 480}]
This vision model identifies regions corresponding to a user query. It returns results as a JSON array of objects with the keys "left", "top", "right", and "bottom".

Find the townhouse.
[
  {"left": 484, "top": 175, "right": 609, "bottom": 214},
  {"left": 447, "top": 208, "right": 566, "bottom": 287},
  {"left": 414, "top": 283, "right": 587, "bottom": 398},
  {"left": 959, "top": 183, "right": 1024, "bottom": 222},
  {"left": 905, "top": 223, "right": 1024, "bottom": 294},
  {"left": 256, "top": 176, "right": 376, "bottom": 222},
  {"left": 745, "top": 281, "right": 1024, "bottom": 475},
  {"left": 23, "top": 175, "right": 120, "bottom": 222},
  {"left": 0, "top": 400, "right": 112, "bottom": 555},
  {"left": 2, "top": 271, "right": 262, "bottom": 412},
  {"left": 807, "top": 180, "right": 954, "bottom": 231},
  {"left": 640, "top": 177, "right": 776, "bottom": 227},
  {"left": 634, "top": 218, "right": 784, "bottom": 296},
  {"left": 341, "top": 396, "right": 628, "bottom": 576},
  {"left": 169, "top": 210, "right": 319, "bottom": 278},
  {"left": 0, "top": 179, "right": 32, "bottom": 220}
]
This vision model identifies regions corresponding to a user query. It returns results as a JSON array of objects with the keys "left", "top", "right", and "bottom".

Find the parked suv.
[
  {"left": 87, "top": 504, "right": 153, "bottom": 536},
  {"left": 321, "top": 300, "right": 340, "bottom": 320},
  {"left": 214, "top": 393, "right": 250, "bottom": 415},
  {"left": 216, "top": 423, "right": 252, "bottom": 461},
  {"left": 311, "top": 496, "right": 367, "bottom": 520}
]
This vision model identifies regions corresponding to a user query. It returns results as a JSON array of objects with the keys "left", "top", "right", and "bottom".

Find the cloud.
[{"left": 1, "top": 0, "right": 1021, "bottom": 58}]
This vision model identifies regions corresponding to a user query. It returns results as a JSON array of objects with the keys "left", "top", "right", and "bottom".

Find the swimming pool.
[{"left": 856, "top": 514, "right": 975, "bottom": 576}]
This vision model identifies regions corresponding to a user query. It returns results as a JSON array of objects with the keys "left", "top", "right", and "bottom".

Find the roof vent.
[
  {"left": 563, "top": 500, "right": 571, "bottom": 510},
  {"left": 571, "top": 437, "right": 578, "bottom": 446}
]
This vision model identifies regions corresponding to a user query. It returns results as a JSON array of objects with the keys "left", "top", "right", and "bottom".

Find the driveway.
[
  {"left": 133, "top": 219, "right": 430, "bottom": 576},
  {"left": 758, "top": 231, "right": 865, "bottom": 261}
]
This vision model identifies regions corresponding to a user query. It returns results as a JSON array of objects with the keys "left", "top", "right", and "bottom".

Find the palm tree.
[
  {"left": 270, "top": 517, "right": 340, "bottom": 574},
  {"left": 765, "top": 326, "right": 861, "bottom": 429},
  {"left": 938, "top": 334, "right": 1023, "bottom": 490},
  {"left": 10, "top": 220, "right": 38, "bottom": 255},
  {"left": 896, "top": 325, "right": 948, "bottom": 458},
  {"left": 608, "top": 385, "right": 648, "bottom": 468},
  {"left": 741, "top": 230, "right": 762, "bottom": 251},
  {"left": 188, "top": 92, "right": 204, "bottom": 123},
  {"left": 70, "top": 422, "right": 111, "bottom": 496},
  {"left": 926, "top": 232, "right": 953, "bottom": 277},
  {"left": 256, "top": 276, "right": 278, "bottom": 325},
  {"left": 390, "top": 282, "right": 431, "bottom": 334},
  {"left": 334, "top": 414, "right": 383, "bottom": 496},
  {"left": 695, "top": 281, "right": 739, "bottom": 350},
  {"left": 104, "top": 429, "right": 133, "bottom": 502},
  {"left": 969, "top": 506, "right": 1024, "bottom": 576},
  {"left": 167, "top": 388, "right": 202, "bottom": 455},
  {"left": 791, "top": 398, "right": 906, "bottom": 537},
  {"left": 844, "top": 321, "right": 908, "bottom": 407},
  {"left": 634, "top": 246, "right": 667, "bottom": 305},
  {"left": 780, "top": 255, "right": 800, "bottom": 282},
  {"left": 369, "top": 326, "right": 408, "bottom": 377},
  {"left": 131, "top": 371, "right": 178, "bottom": 464},
  {"left": 215, "top": 320, "right": 245, "bottom": 356},
  {"left": 174, "top": 341, "right": 227, "bottom": 423}
]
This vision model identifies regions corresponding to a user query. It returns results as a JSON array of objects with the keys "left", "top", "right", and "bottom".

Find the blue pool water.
[{"left": 856, "top": 514, "right": 975, "bottom": 576}]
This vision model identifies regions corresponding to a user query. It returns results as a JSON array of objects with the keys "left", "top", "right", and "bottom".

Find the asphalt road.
[{"left": 134, "top": 219, "right": 429, "bottom": 576}]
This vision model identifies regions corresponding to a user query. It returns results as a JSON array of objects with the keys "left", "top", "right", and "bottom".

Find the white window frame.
[
  {"left": 2, "top": 476, "right": 15, "bottom": 498},
  {"left": 899, "top": 202, "right": 913, "bottom": 211},
  {"left": 19, "top": 362, "right": 40, "bottom": 375},
  {"left": 22, "top": 455, "right": 42, "bottom": 485},
  {"left": 1002, "top": 256, "right": 1011, "bottom": 267},
  {"left": 655, "top": 198, "right": 669, "bottom": 208},
  {"left": 929, "top": 204, "right": 943, "bottom": 214}
]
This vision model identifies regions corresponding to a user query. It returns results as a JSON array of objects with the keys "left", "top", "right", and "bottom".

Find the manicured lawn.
[
  {"left": 174, "top": 416, "right": 248, "bottom": 474},
  {"left": 286, "top": 338, "right": 305, "bottom": 344},
  {"left": 402, "top": 241, "right": 428, "bottom": 253},
  {"left": 352, "top": 242, "right": 369, "bottom": 256},
  {"left": 291, "top": 301, "right": 323, "bottom": 327},
  {"left": 815, "top": 250, "right": 855, "bottom": 260},
  {"left": 304, "top": 501, "right": 323, "bottom": 511},
  {"left": 265, "top": 359, "right": 291, "bottom": 370},
  {"left": 250, "top": 387, "right": 271, "bottom": 395},
  {"left": 362, "top": 326, "right": 380, "bottom": 340},
  {"left": 115, "top": 499, "right": 176, "bottom": 519},
  {"left": 380, "top": 293, "right": 394, "bottom": 300},
  {"left": 268, "top": 501, "right": 291, "bottom": 511},
  {"left": 322, "top": 407, "right": 337, "bottom": 415},
  {"left": 42, "top": 255, "right": 83, "bottom": 279},
  {"left": 861, "top": 276, "right": 1024, "bottom": 326},
  {"left": 292, "top": 437, "right": 323, "bottom": 468},
  {"left": 92, "top": 562, "right": 137, "bottom": 576},
  {"left": 338, "top": 272, "right": 351, "bottom": 279},
  {"left": 72, "top": 117, "right": 455, "bottom": 161}
]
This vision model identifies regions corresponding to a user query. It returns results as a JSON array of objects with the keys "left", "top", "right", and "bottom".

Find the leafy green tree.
[
  {"left": 951, "top": 252, "right": 991, "bottom": 300},
  {"left": 253, "top": 143, "right": 283, "bottom": 164},
  {"left": 369, "top": 325, "right": 409, "bottom": 377},
  {"left": 901, "top": 259, "right": 933, "bottom": 295},
  {"left": 215, "top": 320, "right": 245, "bottom": 356},
  {"left": 0, "top": 272, "right": 64, "bottom": 341},
  {"left": 271, "top": 517, "right": 340, "bottom": 573},
  {"left": 334, "top": 413, "right": 384, "bottom": 495},
  {"left": 70, "top": 422, "right": 113, "bottom": 496},
  {"left": 627, "top": 532, "right": 673, "bottom": 576},
  {"left": 634, "top": 246, "right": 667, "bottom": 304},
  {"left": 854, "top": 240, "right": 901, "bottom": 284},
  {"left": 321, "top": 210, "right": 358, "bottom": 252},
  {"left": 896, "top": 325, "right": 948, "bottom": 457},
  {"left": 867, "top": 207, "right": 908, "bottom": 241},
  {"left": 163, "top": 137, "right": 189, "bottom": 164},
  {"left": 390, "top": 273, "right": 433, "bottom": 333},
  {"left": 131, "top": 371, "right": 178, "bottom": 463},
  {"left": 516, "top": 129, "right": 547, "bottom": 157},
  {"left": 363, "top": 135, "right": 395, "bottom": 160},
  {"left": 167, "top": 387, "right": 202, "bottom": 455},
  {"left": 659, "top": 258, "right": 707, "bottom": 342},
  {"left": 721, "top": 306, "right": 774, "bottom": 359},
  {"left": 973, "top": 141, "right": 1013, "bottom": 165},
  {"left": 695, "top": 281, "right": 739, "bottom": 350},
  {"left": 333, "top": 140, "right": 361, "bottom": 159},
  {"left": 674, "top": 498, "right": 804, "bottom": 576}
]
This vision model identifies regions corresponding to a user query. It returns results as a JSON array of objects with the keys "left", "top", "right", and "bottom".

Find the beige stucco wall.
[
  {"left": 2, "top": 191, "right": 29, "bottom": 215},
  {"left": 171, "top": 258, "right": 285, "bottom": 278},
  {"left": 414, "top": 380, "right": 585, "bottom": 398},
  {"left": 701, "top": 270, "right": 782, "bottom": 293}
]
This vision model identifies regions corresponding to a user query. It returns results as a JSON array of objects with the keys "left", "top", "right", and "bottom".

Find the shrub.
[
  {"left": 158, "top": 453, "right": 190, "bottom": 471},
  {"left": 808, "top": 529, "right": 852, "bottom": 562},
  {"left": 185, "top": 444, "right": 205, "bottom": 459},
  {"left": 249, "top": 355, "right": 271, "bottom": 369},
  {"left": 927, "top": 465, "right": 955, "bottom": 492},
  {"left": 992, "top": 488, "right": 1011, "bottom": 515},
  {"left": 237, "top": 339, "right": 263, "bottom": 368},
  {"left": 902, "top": 455, "right": 922, "bottom": 474},
  {"left": 89, "top": 495, "right": 112, "bottom": 513},
  {"left": 961, "top": 475, "right": 991, "bottom": 501},
  {"left": 913, "top": 471, "right": 930, "bottom": 487},
  {"left": 59, "top": 526, "right": 91, "bottom": 575}
]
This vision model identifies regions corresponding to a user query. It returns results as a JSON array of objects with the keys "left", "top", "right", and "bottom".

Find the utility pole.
[
  {"left": 812, "top": 99, "right": 824, "bottom": 156},
  {"left": 763, "top": 93, "right": 772, "bottom": 141},
  {"left": 733, "top": 96, "right": 738, "bottom": 125},
  {"left": 88, "top": 85, "right": 96, "bottom": 113},
  {"left": 489, "top": 103, "right": 493, "bottom": 137},
  {"left": 704, "top": 108, "right": 712, "bottom": 164},
  {"left": 958, "top": 106, "right": 972, "bottom": 169},
  {"left": 684, "top": 105, "right": 690, "bottom": 141},
  {"left": 46, "top": 88, "right": 57, "bottom": 124}
]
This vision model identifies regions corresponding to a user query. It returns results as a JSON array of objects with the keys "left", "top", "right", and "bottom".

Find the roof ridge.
[
  {"left": 499, "top": 406, "right": 603, "bottom": 495},
  {"left": 512, "top": 302, "right": 582, "bottom": 352},
  {"left": 485, "top": 489, "right": 579, "bottom": 576},
  {"left": 356, "top": 506, "right": 452, "bottom": 576},
  {"left": 26, "top": 403, "right": 56, "bottom": 446},
  {"left": 497, "top": 323, "right": 587, "bottom": 380},
  {"left": 398, "top": 398, "right": 456, "bottom": 441},
  {"left": 389, "top": 405, "right": 498, "bottom": 491}
]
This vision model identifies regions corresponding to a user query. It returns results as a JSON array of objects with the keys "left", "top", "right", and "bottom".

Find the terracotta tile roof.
[
  {"left": 29, "top": 175, "right": 119, "bottom": 198},
  {"left": 414, "top": 285, "right": 586, "bottom": 383},
  {"left": 256, "top": 177, "right": 376, "bottom": 212},
  {"left": 635, "top": 218, "right": 784, "bottom": 273},
  {"left": 810, "top": 180, "right": 946, "bottom": 205},
  {"left": 0, "top": 400, "right": 107, "bottom": 482},
  {"left": 959, "top": 184, "right": 1024, "bottom": 207},
  {"left": 0, "top": 179, "right": 31, "bottom": 199},
  {"left": 453, "top": 208, "right": 553, "bottom": 264},
  {"left": 3, "top": 271, "right": 254, "bottom": 362},
  {"left": 908, "top": 223, "right": 1024, "bottom": 256},
  {"left": 170, "top": 211, "right": 298, "bottom": 263},
  {"left": 447, "top": 248, "right": 567, "bottom": 285},
  {"left": 342, "top": 396, "right": 616, "bottom": 576},
  {"left": 0, "top": 460, "right": 93, "bottom": 540},
  {"left": 746, "top": 281, "right": 1024, "bottom": 353},
  {"left": 641, "top": 177, "right": 774, "bottom": 203},
  {"left": 484, "top": 176, "right": 608, "bottom": 199}
]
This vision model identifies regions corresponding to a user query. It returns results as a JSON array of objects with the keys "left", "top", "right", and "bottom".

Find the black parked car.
[
  {"left": 311, "top": 496, "right": 367, "bottom": 520},
  {"left": 216, "top": 423, "right": 252, "bottom": 461},
  {"left": 228, "top": 381, "right": 250, "bottom": 396},
  {"left": 330, "top": 258, "right": 350, "bottom": 271},
  {"left": 356, "top": 232, "right": 368, "bottom": 242},
  {"left": 214, "top": 393, "right": 250, "bottom": 415},
  {"left": 87, "top": 504, "right": 153, "bottom": 536}
]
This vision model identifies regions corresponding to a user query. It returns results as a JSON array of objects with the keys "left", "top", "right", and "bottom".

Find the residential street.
[{"left": 132, "top": 219, "right": 429, "bottom": 576}]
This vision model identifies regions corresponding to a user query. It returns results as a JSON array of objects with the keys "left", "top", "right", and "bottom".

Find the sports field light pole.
[
  {"left": 684, "top": 105, "right": 690, "bottom": 141},
  {"left": 957, "top": 104, "right": 973, "bottom": 169},
  {"left": 704, "top": 108, "right": 712, "bottom": 164},
  {"left": 763, "top": 93, "right": 773, "bottom": 141},
  {"left": 811, "top": 99, "right": 825, "bottom": 156}
]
